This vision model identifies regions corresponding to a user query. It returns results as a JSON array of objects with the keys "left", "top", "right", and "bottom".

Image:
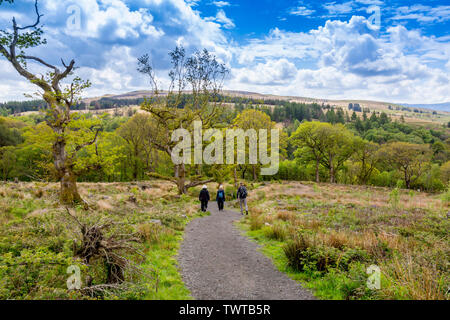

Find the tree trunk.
[
  {"left": 315, "top": 159, "right": 320, "bottom": 183},
  {"left": 329, "top": 154, "right": 335, "bottom": 183},
  {"left": 233, "top": 167, "right": 238, "bottom": 188},
  {"left": 133, "top": 147, "right": 139, "bottom": 180},
  {"left": 60, "top": 170, "right": 82, "bottom": 204},
  {"left": 405, "top": 171, "right": 411, "bottom": 189},
  {"left": 53, "top": 135, "right": 82, "bottom": 205},
  {"left": 175, "top": 164, "right": 187, "bottom": 194},
  {"left": 252, "top": 165, "right": 257, "bottom": 181},
  {"left": 241, "top": 167, "right": 247, "bottom": 179}
]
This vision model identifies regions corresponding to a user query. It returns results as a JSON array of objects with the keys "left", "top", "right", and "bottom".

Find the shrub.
[
  {"left": 249, "top": 214, "right": 264, "bottom": 231},
  {"left": 389, "top": 188, "right": 400, "bottom": 209},
  {"left": 225, "top": 185, "right": 236, "bottom": 200},
  {"left": 264, "top": 223, "right": 287, "bottom": 241},
  {"left": 137, "top": 223, "right": 163, "bottom": 244},
  {"left": 276, "top": 211, "right": 296, "bottom": 222},
  {"left": 256, "top": 190, "right": 266, "bottom": 200},
  {"left": 284, "top": 235, "right": 369, "bottom": 272},
  {"left": 283, "top": 234, "right": 311, "bottom": 271},
  {"left": 440, "top": 184, "right": 450, "bottom": 206}
]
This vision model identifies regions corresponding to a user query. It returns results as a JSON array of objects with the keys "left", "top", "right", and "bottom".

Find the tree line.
[{"left": 1, "top": 0, "right": 449, "bottom": 206}]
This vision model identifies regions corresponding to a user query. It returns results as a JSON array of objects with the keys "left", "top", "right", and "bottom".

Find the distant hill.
[
  {"left": 5, "top": 90, "right": 449, "bottom": 125},
  {"left": 84, "top": 90, "right": 448, "bottom": 114},
  {"left": 401, "top": 102, "right": 450, "bottom": 112}
]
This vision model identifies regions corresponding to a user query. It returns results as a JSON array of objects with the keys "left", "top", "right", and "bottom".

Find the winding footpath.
[{"left": 177, "top": 202, "right": 315, "bottom": 300}]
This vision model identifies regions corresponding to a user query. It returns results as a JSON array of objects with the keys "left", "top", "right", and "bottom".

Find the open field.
[
  {"left": 0, "top": 181, "right": 205, "bottom": 300},
  {"left": 238, "top": 182, "right": 449, "bottom": 300}
]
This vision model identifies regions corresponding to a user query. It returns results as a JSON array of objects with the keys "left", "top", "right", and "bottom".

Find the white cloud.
[
  {"left": 323, "top": 1, "right": 355, "bottom": 15},
  {"left": 1, "top": 1, "right": 449, "bottom": 105},
  {"left": 206, "top": 9, "right": 235, "bottom": 29},
  {"left": 0, "top": 0, "right": 233, "bottom": 102},
  {"left": 212, "top": 1, "right": 231, "bottom": 7},
  {"left": 392, "top": 5, "right": 450, "bottom": 23},
  {"left": 290, "top": 6, "right": 315, "bottom": 16},
  {"left": 233, "top": 59, "right": 298, "bottom": 85},
  {"left": 230, "top": 16, "right": 450, "bottom": 103}
]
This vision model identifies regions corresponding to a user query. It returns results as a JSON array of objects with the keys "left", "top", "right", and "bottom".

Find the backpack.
[
  {"left": 218, "top": 191, "right": 224, "bottom": 200},
  {"left": 239, "top": 187, "right": 248, "bottom": 199}
]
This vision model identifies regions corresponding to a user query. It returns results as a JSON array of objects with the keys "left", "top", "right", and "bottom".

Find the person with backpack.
[
  {"left": 216, "top": 185, "right": 226, "bottom": 211},
  {"left": 237, "top": 182, "right": 248, "bottom": 215},
  {"left": 199, "top": 185, "right": 210, "bottom": 212}
]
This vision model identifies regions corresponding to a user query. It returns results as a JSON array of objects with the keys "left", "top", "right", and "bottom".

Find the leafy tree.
[
  {"left": 0, "top": 1, "right": 100, "bottom": 204},
  {"left": 352, "top": 138, "right": 380, "bottom": 184},
  {"left": 440, "top": 161, "right": 450, "bottom": 184},
  {"left": 318, "top": 124, "right": 356, "bottom": 183},
  {"left": 0, "top": 117, "right": 23, "bottom": 146},
  {"left": 378, "top": 142, "right": 432, "bottom": 189},
  {"left": 117, "top": 113, "right": 157, "bottom": 180},
  {"left": 137, "top": 46, "right": 229, "bottom": 194},
  {"left": 14, "top": 122, "right": 54, "bottom": 181},
  {"left": 431, "top": 141, "right": 448, "bottom": 164},
  {"left": 290, "top": 121, "right": 329, "bottom": 183},
  {"left": 75, "top": 131, "right": 128, "bottom": 182},
  {"left": 233, "top": 109, "right": 284, "bottom": 180},
  {"left": 0, "top": 146, "right": 16, "bottom": 180},
  {"left": 379, "top": 112, "right": 389, "bottom": 125}
]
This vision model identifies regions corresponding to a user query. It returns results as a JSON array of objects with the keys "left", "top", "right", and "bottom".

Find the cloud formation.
[{"left": 0, "top": 0, "right": 449, "bottom": 104}]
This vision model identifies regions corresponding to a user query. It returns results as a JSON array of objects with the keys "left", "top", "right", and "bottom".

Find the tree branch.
[
  {"left": 21, "top": 55, "right": 57, "bottom": 70},
  {"left": 186, "top": 179, "right": 214, "bottom": 189},
  {"left": 74, "top": 127, "right": 101, "bottom": 153},
  {"left": 16, "top": 0, "right": 42, "bottom": 30},
  {"left": 147, "top": 172, "right": 177, "bottom": 184}
]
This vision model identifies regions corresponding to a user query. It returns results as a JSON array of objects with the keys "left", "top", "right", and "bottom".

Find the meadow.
[
  {"left": 0, "top": 180, "right": 203, "bottom": 300},
  {"left": 238, "top": 182, "right": 449, "bottom": 300}
]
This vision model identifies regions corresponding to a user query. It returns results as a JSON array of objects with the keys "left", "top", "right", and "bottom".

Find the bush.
[
  {"left": 225, "top": 186, "right": 236, "bottom": 200},
  {"left": 389, "top": 188, "right": 400, "bottom": 209},
  {"left": 441, "top": 184, "right": 450, "bottom": 206},
  {"left": 264, "top": 223, "right": 287, "bottom": 241},
  {"left": 283, "top": 234, "right": 311, "bottom": 271},
  {"left": 249, "top": 214, "right": 264, "bottom": 231},
  {"left": 284, "top": 235, "right": 369, "bottom": 272},
  {"left": 137, "top": 223, "right": 163, "bottom": 244},
  {"left": 0, "top": 248, "right": 75, "bottom": 299}
]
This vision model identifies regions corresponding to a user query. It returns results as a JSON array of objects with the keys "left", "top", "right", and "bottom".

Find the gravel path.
[{"left": 178, "top": 202, "right": 316, "bottom": 300}]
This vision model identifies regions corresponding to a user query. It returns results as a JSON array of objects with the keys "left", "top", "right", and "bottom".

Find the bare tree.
[
  {"left": 137, "top": 47, "right": 229, "bottom": 194},
  {"left": 0, "top": 1, "right": 100, "bottom": 204}
]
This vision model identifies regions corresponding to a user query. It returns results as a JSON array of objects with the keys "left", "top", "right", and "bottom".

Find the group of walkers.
[{"left": 198, "top": 183, "right": 249, "bottom": 215}]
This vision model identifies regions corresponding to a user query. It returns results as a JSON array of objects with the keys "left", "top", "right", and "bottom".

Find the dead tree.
[{"left": 65, "top": 208, "right": 143, "bottom": 290}]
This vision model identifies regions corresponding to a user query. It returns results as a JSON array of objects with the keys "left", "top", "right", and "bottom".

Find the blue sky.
[{"left": 0, "top": 0, "right": 449, "bottom": 103}]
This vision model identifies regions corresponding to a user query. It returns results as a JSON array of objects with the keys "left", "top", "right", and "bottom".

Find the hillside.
[{"left": 82, "top": 90, "right": 450, "bottom": 126}]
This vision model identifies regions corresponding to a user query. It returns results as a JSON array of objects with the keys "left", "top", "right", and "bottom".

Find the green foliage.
[
  {"left": 389, "top": 188, "right": 400, "bottom": 209},
  {"left": 441, "top": 184, "right": 450, "bottom": 206},
  {"left": 0, "top": 182, "right": 199, "bottom": 300},
  {"left": 263, "top": 223, "right": 287, "bottom": 241},
  {"left": 284, "top": 235, "right": 369, "bottom": 273}
]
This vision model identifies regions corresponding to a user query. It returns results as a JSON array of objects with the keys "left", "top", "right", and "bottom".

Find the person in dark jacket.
[
  {"left": 199, "top": 185, "right": 210, "bottom": 212},
  {"left": 237, "top": 182, "right": 248, "bottom": 215},
  {"left": 216, "top": 185, "right": 226, "bottom": 211}
]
